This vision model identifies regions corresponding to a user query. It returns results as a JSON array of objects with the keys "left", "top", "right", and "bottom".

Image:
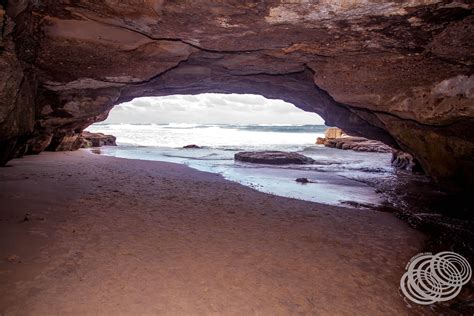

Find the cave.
[
  {"left": 1, "top": 0, "right": 473, "bottom": 189},
  {"left": 1, "top": 1, "right": 473, "bottom": 314}
]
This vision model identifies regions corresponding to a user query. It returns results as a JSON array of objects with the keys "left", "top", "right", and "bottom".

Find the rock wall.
[
  {"left": 0, "top": 4, "right": 36, "bottom": 162},
  {"left": 0, "top": 1, "right": 473, "bottom": 190}
]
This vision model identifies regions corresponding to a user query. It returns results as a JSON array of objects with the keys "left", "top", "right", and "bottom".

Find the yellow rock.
[{"left": 324, "top": 127, "right": 344, "bottom": 139}]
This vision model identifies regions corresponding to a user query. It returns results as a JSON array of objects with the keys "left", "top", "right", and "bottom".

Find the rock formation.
[
  {"left": 391, "top": 150, "right": 421, "bottom": 172},
  {"left": 235, "top": 151, "right": 315, "bottom": 165},
  {"left": 317, "top": 127, "right": 393, "bottom": 153},
  {"left": 324, "top": 137, "right": 393, "bottom": 153},
  {"left": 80, "top": 131, "right": 117, "bottom": 148},
  {"left": 316, "top": 127, "right": 344, "bottom": 144},
  {"left": 295, "top": 178, "right": 313, "bottom": 184},
  {"left": 315, "top": 137, "right": 326, "bottom": 145},
  {"left": 183, "top": 144, "right": 201, "bottom": 149},
  {"left": 0, "top": 1, "right": 473, "bottom": 190},
  {"left": 324, "top": 127, "right": 345, "bottom": 140}
]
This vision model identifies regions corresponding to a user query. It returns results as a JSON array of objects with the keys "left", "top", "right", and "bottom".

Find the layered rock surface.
[
  {"left": 317, "top": 127, "right": 395, "bottom": 153},
  {"left": 324, "top": 137, "right": 393, "bottom": 153},
  {"left": 0, "top": 1, "right": 473, "bottom": 189}
]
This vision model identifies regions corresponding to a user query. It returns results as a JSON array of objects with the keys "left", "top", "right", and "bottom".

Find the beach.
[
  {"left": 0, "top": 150, "right": 426, "bottom": 314},
  {"left": 86, "top": 123, "right": 393, "bottom": 207}
]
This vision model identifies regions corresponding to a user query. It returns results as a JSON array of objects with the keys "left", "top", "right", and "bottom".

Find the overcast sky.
[{"left": 103, "top": 94, "right": 325, "bottom": 125}]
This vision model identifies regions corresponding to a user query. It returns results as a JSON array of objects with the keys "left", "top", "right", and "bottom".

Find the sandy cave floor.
[{"left": 0, "top": 150, "right": 427, "bottom": 315}]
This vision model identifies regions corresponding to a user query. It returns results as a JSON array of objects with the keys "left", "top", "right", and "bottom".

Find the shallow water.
[{"left": 88, "top": 124, "right": 395, "bottom": 207}]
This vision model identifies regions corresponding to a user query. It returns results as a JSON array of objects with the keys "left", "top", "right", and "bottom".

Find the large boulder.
[{"left": 235, "top": 151, "right": 315, "bottom": 165}]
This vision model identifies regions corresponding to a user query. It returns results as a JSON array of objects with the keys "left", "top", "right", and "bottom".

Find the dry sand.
[{"left": 0, "top": 150, "right": 427, "bottom": 315}]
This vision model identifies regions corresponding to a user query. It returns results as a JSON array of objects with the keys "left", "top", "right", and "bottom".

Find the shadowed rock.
[
  {"left": 235, "top": 151, "right": 315, "bottom": 165},
  {"left": 391, "top": 150, "right": 421, "bottom": 172},
  {"left": 183, "top": 144, "right": 201, "bottom": 149},
  {"left": 295, "top": 177, "right": 311, "bottom": 184}
]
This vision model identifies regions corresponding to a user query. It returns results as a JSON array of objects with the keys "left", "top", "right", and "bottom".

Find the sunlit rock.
[{"left": 80, "top": 131, "right": 117, "bottom": 148}]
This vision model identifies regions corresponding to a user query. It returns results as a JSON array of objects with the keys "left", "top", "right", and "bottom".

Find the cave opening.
[
  {"left": 85, "top": 93, "right": 396, "bottom": 207},
  {"left": 1, "top": 1, "right": 473, "bottom": 313}
]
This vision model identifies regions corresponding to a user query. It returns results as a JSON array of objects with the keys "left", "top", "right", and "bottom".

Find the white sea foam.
[{"left": 89, "top": 123, "right": 325, "bottom": 150}]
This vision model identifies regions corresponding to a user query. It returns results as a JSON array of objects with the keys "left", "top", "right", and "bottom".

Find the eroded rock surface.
[
  {"left": 80, "top": 131, "right": 117, "bottom": 148},
  {"left": 391, "top": 150, "right": 421, "bottom": 172},
  {"left": 317, "top": 127, "right": 393, "bottom": 153},
  {"left": 324, "top": 137, "right": 393, "bottom": 153},
  {"left": 324, "top": 127, "right": 345, "bottom": 140},
  {"left": 0, "top": 1, "right": 473, "bottom": 189}
]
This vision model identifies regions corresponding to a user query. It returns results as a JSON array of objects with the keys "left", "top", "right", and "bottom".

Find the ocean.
[{"left": 86, "top": 123, "right": 395, "bottom": 207}]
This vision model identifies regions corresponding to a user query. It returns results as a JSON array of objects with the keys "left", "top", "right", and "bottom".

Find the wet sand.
[{"left": 0, "top": 150, "right": 426, "bottom": 315}]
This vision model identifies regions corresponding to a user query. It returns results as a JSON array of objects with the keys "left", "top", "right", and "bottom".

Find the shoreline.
[
  {"left": 93, "top": 143, "right": 392, "bottom": 208},
  {"left": 1, "top": 150, "right": 428, "bottom": 314}
]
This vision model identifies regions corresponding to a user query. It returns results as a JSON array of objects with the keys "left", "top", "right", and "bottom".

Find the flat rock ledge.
[
  {"left": 324, "top": 137, "right": 393, "bottom": 153},
  {"left": 235, "top": 151, "right": 315, "bottom": 165},
  {"left": 316, "top": 127, "right": 392, "bottom": 153}
]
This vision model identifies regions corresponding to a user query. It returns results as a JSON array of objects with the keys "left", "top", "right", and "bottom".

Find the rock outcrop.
[
  {"left": 315, "top": 137, "right": 326, "bottom": 145},
  {"left": 235, "top": 151, "right": 315, "bottom": 165},
  {"left": 295, "top": 178, "right": 314, "bottom": 184},
  {"left": 324, "top": 137, "right": 393, "bottom": 153},
  {"left": 324, "top": 127, "right": 345, "bottom": 140},
  {"left": 80, "top": 131, "right": 117, "bottom": 148},
  {"left": 183, "top": 144, "right": 201, "bottom": 149},
  {"left": 317, "top": 128, "right": 393, "bottom": 153},
  {"left": 0, "top": 1, "right": 473, "bottom": 190},
  {"left": 391, "top": 150, "right": 421, "bottom": 172},
  {"left": 318, "top": 128, "right": 422, "bottom": 170}
]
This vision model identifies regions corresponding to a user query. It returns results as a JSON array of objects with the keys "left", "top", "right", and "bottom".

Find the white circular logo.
[{"left": 400, "top": 251, "right": 472, "bottom": 305}]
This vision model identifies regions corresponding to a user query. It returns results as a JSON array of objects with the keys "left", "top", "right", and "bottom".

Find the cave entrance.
[
  {"left": 86, "top": 93, "right": 394, "bottom": 208},
  {"left": 88, "top": 93, "right": 325, "bottom": 147}
]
